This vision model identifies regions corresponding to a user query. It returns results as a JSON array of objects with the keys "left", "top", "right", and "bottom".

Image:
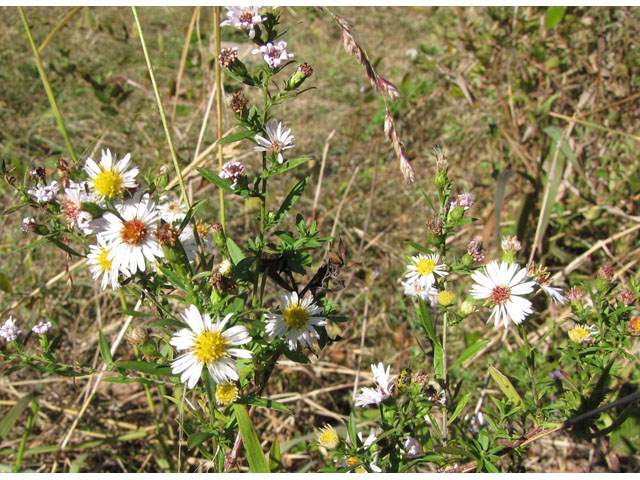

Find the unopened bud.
[
  {"left": 285, "top": 63, "right": 313, "bottom": 90},
  {"left": 461, "top": 253, "right": 474, "bottom": 268},
  {"left": 598, "top": 264, "right": 615, "bottom": 283},
  {"left": 620, "top": 289, "right": 635, "bottom": 305},
  {"left": 434, "top": 170, "right": 448, "bottom": 189},
  {"left": 126, "top": 326, "right": 148, "bottom": 346},
  {"left": 448, "top": 205, "right": 464, "bottom": 222},
  {"left": 459, "top": 300, "right": 476, "bottom": 317}
]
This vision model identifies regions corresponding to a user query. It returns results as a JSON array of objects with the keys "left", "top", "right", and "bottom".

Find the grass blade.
[{"left": 232, "top": 404, "right": 269, "bottom": 473}]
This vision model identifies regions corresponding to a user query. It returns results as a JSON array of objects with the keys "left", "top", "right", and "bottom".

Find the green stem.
[
  {"left": 19, "top": 7, "right": 78, "bottom": 165},
  {"left": 130, "top": 6, "right": 189, "bottom": 210},
  {"left": 213, "top": 7, "right": 226, "bottom": 232},
  {"left": 13, "top": 399, "right": 38, "bottom": 472},
  {"left": 442, "top": 311, "right": 448, "bottom": 442},
  {"left": 518, "top": 324, "right": 540, "bottom": 410}
]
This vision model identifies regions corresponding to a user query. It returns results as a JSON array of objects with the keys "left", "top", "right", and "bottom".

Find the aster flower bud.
[
  {"left": 437, "top": 290, "right": 453, "bottom": 306},
  {"left": 285, "top": 63, "right": 314, "bottom": 91},
  {"left": 467, "top": 239, "right": 485, "bottom": 263},
  {"left": 501, "top": 235, "right": 522, "bottom": 253},
  {"left": 211, "top": 222, "right": 225, "bottom": 250},
  {"left": 434, "top": 169, "right": 448, "bottom": 190},
  {"left": 459, "top": 300, "right": 476, "bottom": 317},
  {"left": 126, "top": 326, "right": 148, "bottom": 346},
  {"left": 598, "top": 264, "right": 615, "bottom": 283},
  {"left": 229, "top": 92, "right": 248, "bottom": 115},
  {"left": 448, "top": 205, "right": 464, "bottom": 222},
  {"left": 566, "top": 287, "right": 582, "bottom": 302},
  {"left": 218, "top": 47, "right": 238, "bottom": 68},
  {"left": 620, "top": 289, "right": 635, "bottom": 306},
  {"left": 433, "top": 146, "right": 448, "bottom": 172}
]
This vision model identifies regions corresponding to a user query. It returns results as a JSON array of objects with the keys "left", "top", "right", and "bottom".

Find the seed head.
[
  {"left": 229, "top": 92, "right": 248, "bottom": 114},
  {"left": 154, "top": 223, "right": 177, "bottom": 247}
]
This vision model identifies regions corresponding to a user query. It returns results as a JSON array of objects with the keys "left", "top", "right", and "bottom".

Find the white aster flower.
[
  {"left": 355, "top": 363, "right": 396, "bottom": 407},
  {"left": 470, "top": 261, "right": 537, "bottom": 329},
  {"left": 264, "top": 291, "right": 326, "bottom": 350},
  {"left": 87, "top": 236, "right": 122, "bottom": 290},
  {"left": 404, "top": 253, "right": 448, "bottom": 290},
  {"left": 83, "top": 149, "right": 139, "bottom": 199},
  {"left": 61, "top": 184, "right": 93, "bottom": 231},
  {"left": 32, "top": 321, "right": 53, "bottom": 335},
  {"left": 254, "top": 119, "right": 295, "bottom": 164},
  {"left": 540, "top": 284, "right": 567, "bottom": 304},
  {"left": 170, "top": 305, "right": 252, "bottom": 389},
  {"left": 219, "top": 160, "right": 245, "bottom": 189},
  {"left": 401, "top": 279, "right": 438, "bottom": 305},
  {"left": 179, "top": 222, "right": 215, "bottom": 262},
  {"left": 98, "top": 192, "right": 163, "bottom": 275},
  {"left": 28, "top": 181, "right": 59, "bottom": 203},
  {"left": 252, "top": 40, "right": 294, "bottom": 69},
  {"left": 220, "top": 6, "right": 263, "bottom": 39},
  {"left": 157, "top": 195, "right": 187, "bottom": 224},
  {"left": 0, "top": 316, "right": 21, "bottom": 342},
  {"left": 371, "top": 362, "right": 397, "bottom": 396},
  {"left": 403, "top": 436, "right": 424, "bottom": 458}
]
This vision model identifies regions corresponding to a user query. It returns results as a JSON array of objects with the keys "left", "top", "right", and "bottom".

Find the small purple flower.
[
  {"left": 220, "top": 7, "right": 263, "bottom": 39},
  {"left": 0, "top": 316, "right": 21, "bottom": 342},
  {"left": 252, "top": 40, "right": 294, "bottom": 69},
  {"left": 32, "top": 321, "right": 53, "bottom": 336},
  {"left": 28, "top": 181, "right": 59, "bottom": 203},
  {"left": 219, "top": 161, "right": 246, "bottom": 189},
  {"left": 22, "top": 217, "right": 36, "bottom": 232},
  {"left": 450, "top": 192, "right": 475, "bottom": 210},
  {"left": 467, "top": 239, "right": 485, "bottom": 262},
  {"left": 549, "top": 370, "right": 564, "bottom": 380}
]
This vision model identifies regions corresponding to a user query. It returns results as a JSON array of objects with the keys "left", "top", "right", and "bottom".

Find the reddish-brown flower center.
[
  {"left": 269, "top": 140, "right": 284, "bottom": 154},
  {"left": 62, "top": 200, "right": 80, "bottom": 221},
  {"left": 239, "top": 12, "right": 253, "bottom": 23},
  {"left": 489, "top": 286, "right": 511, "bottom": 305},
  {"left": 120, "top": 218, "right": 147, "bottom": 245}
]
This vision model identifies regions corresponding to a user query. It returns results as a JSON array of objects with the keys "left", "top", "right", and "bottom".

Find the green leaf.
[
  {"left": 0, "top": 395, "right": 35, "bottom": 440},
  {"left": 0, "top": 273, "right": 12, "bottom": 294},
  {"left": 13, "top": 237, "right": 48, "bottom": 253},
  {"left": 195, "top": 167, "right": 234, "bottom": 193},
  {"left": 98, "top": 330, "right": 113, "bottom": 369},
  {"left": 488, "top": 363, "right": 524, "bottom": 408},
  {"left": 114, "top": 360, "right": 171, "bottom": 376},
  {"left": 417, "top": 297, "right": 440, "bottom": 347},
  {"left": 233, "top": 404, "right": 269, "bottom": 473},
  {"left": 121, "top": 309, "right": 152, "bottom": 318},
  {"left": 449, "top": 340, "right": 490, "bottom": 371},
  {"left": 545, "top": 6, "right": 567, "bottom": 30},
  {"left": 217, "top": 129, "right": 256, "bottom": 145},
  {"left": 157, "top": 265, "right": 186, "bottom": 290},
  {"left": 347, "top": 412, "right": 358, "bottom": 448},
  {"left": 264, "top": 157, "right": 310, "bottom": 179},
  {"left": 48, "top": 237, "right": 85, "bottom": 258},
  {"left": 226, "top": 237, "right": 246, "bottom": 264},
  {"left": 188, "top": 431, "right": 215, "bottom": 449},
  {"left": 448, "top": 392, "right": 473, "bottom": 425},
  {"left": 102, "top": 377, "right": 159, "bottom": 386},
  {"left": 242, "top": 396, "right": 291, "bottom": 414},
  {"left": 272, "top": 176, "right": 309, "bottom": 225},
  {"left": 406, "top": 241, "right": 433, "bottom": 255},
  {"left": 269, "top": 440, "right": 282, "bottom": 473}
]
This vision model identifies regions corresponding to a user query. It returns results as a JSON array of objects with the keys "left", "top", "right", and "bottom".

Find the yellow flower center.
[
  {"left": 416, "top": 258, "right": 436, "bottom": 276},
  {"left": 283, "top": 303, "right": 309, "bottom": 329},
  {"left": 97, "top": 248, "right": 112, "bottom": 272},
  {"left": 354, "top": 466, "right": 367, "bottom": 473},
  {"left": 215, "top": 382, "right": 239, "bottom": 404},
  {"left": 192, "top": 331, "right": 228, "bottom": 363},
  {"left": 568, "top": 326, "right": 589, "bottom": 344},
  {"left": 346, "top": 457, "right": 359, "bottom": 467},
  {"left": 196, "top": 222, "right": 210, "bottom": 237},
  {"left": 317, "top": 426, "right": 339, "bottom": 449},
  {"left": 93, "top": 169, "right": 123, "bottom": 197},
  {"left": 437, "top": 290, "right": 453, "bottom": 306},
  {"left": 120, "top": 218, "right": 148, "bottom": 245}
]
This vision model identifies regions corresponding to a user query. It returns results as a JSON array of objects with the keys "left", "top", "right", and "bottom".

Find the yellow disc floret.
[
  {"left": 416, "top": 258, "right": 436, "bottom": 276},
  {"left": 215, "top": 382, "right": 240, "bottom": 404},
  {"left": 193, "top": 331, "right": 228, "bottom": 363},
  {"left": 568, "top": 326, "right": 590, "bottom": 344},
  {"left": 93, "top": 169, "right": 123, "bottom": 197},
  {"left": 97, "top": 248, "right": 112, "bottom": 272},
  {"left": 316, "top": 425, "right": 339, "bottom": 449},
  {"left": 283, "top": 303, "right": 309, "bottom": 329},
  {"left": 437, "top": 290, "right": 453, "bottom": 306}
]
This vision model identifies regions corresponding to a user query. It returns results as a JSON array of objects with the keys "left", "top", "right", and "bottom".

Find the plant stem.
[
  {"left": 214, "top": 7, "right": 226, "bottom": 232},
  {"left": 13, "top": 399, "right": 38, "bottom": 472},
  {"left": 442, "top": 311, "right": 448, "bottom": 442},
  {"left": 130, "top": 6, "right": 189, "bottom": 210},
  {"left": 19, "top": 7, "right": 79, "bottom": 165},
  {"left": 518, "top": 324, "right": 540, "bottom": 410}
]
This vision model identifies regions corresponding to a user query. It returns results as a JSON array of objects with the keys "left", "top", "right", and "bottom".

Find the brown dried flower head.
[
  {"left": 154, "top": 223, "right": 177, "bottom": 247},
  {"left": 230, "top": 92, "right": 248, "bottom": 114}
]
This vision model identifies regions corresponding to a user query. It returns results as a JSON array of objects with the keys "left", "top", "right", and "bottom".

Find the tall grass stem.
[
  {"left": 130, "top": 6, "right": 190, "bottom": 209},
  {"left": 19, "top": 6, "right": 79, "bottom": 165},
  {"left": 214, "top": 7, "right": 226, "bottom": 232}
]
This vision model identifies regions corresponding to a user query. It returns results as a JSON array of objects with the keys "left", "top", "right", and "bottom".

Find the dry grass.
[{"left": 1, "top": 6, "right": 639, "bottom": 472}]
